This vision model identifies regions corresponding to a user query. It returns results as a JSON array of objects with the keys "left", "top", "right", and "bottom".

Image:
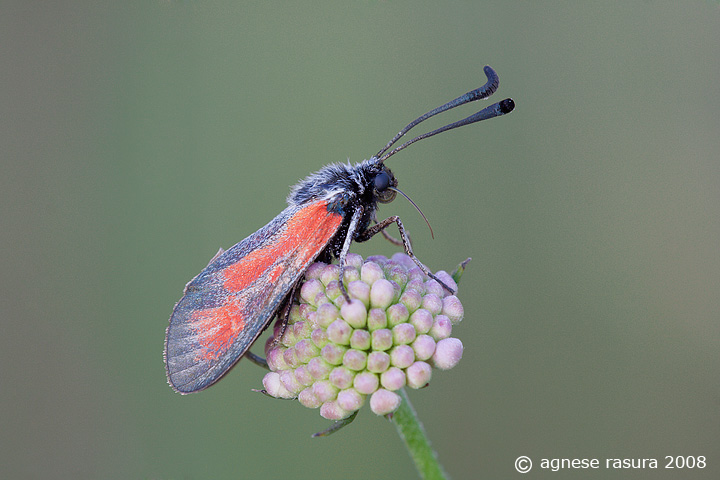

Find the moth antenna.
[
  {"left": 375, "top": 66, "right": 500, "bottom": 159},
  {"left": 390, "top": 187, "right": 435, "bottom": 239},
  {"left": 378, "top": 98, "right": 514, "bottom": 163},
  {"left": 373, "top": 65, "right": 514, "bottom": 164}
]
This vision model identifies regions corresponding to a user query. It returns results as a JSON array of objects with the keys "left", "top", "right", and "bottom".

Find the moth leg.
[
  {"left": 269, "top": 280, "right": 301, "bottom": 349},
  {"left": 358, "top": 215, "right": 456, "bottom": 295},
  {"left": 244, "top": 351, "right": 269, "bottom": 369},
  {"left": 337, "top": 205, "right": 365, "bottom": 301},
  {"left": 374, "top": 212, "right": 405, "bottom": 247},
  {"left": 244, "top": 283, "right": 299, "bottom": 370}
]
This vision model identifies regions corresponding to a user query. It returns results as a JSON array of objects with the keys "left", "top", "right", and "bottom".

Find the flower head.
[{"left": 262, "top": 253, "right": 465, "bottom": 419}]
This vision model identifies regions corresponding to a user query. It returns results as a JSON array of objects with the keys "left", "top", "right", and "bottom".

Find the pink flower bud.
[
  {"left": 406, "top": 361, "right": 432, "bottom": 389},
  {"left": 380, "top": 367, "right": 406, "bottom": 391},
  {"left": 304, "top": 262, "right": 325, "bottom": 280},
  {"left": 434, "top": 271, "right": 458, "bottom": 296},
  {"left": 320, "top": 401, "right": 350, "bottom": 420},
  {"left": 306, "top": 357, "right": 331, "bottom": 380},
  {"left": 320, "top": 264, "right": 341, "bottom": 286},
  {"left": 280, "top": 370, "right": 303, "bottom": 394},
  {"left": 347, "top": 280, "right": 371, "bottom": 307},
  {"left": 430, "top": 315, "right": 452, "bottom": 340},
  {"left": 442, "top": 295, "right": 464, "bottom": 324},
  {"left": 294, "top": 365, "right": 314, "bottom": 386},
  {"left": 298, "top": 387, "right": 321, "bottom": 408},
  {"left": 390, "top": 252, "right": 415, "bottom": 269},
  {"left": 282, "top": 346, "right": 299, "bottom": 368},
  {"left": 324, "top": 280, "right": 342, "bottom": 302},
  {"left": 390, "top": 345, "right": 415, "bottom": 369},
  {"left": 320, "top": 343, "right": 347, "bottom": 365},
  {"left": 312, "top": 380, "right": 338, "bottom": 403},
  {"left": 262, "top": 372, "right": 294, "bottom": 399},
  {"left": 367, "top": 308, "right": 388, "bottom": 331},
  {"left": 392, "top": 323, "right": 416, "bottom": 345},
  {"left": 387, "top": 303, "right": 410, "bottom": 327},
  {"left": 360, "top": 261, "right": 385, "bottom": 285},
  {"left": 386, "top": 265, "right": 408, "bottom": 289},
  {"left": 421, "top": 293, "right": 443, "bottom": 315},
  {"left": 300, "top": 278, "right": 324, "bottom": 305},
  {"left": 371, "top": 328, "right": 393, "bottom": 351},
  {"left": 353, "top": 372, "right": 379, "bottom": 395},
  {"left": 399, "top": 289, "right": 422, "bottom": 313},
  {"left": 370, "top": 279, "right": 394, "bottom": 309},
  {"left": 294, "top": 339, "right": 319, "bottom": 363},
  {"left": 327, "top": 319, "right": 352, "bottom": 345},
  {"left": 315, "top": 303, "right": 339, "bottom": 328},
  {"left": 340, "top": 299, "right": 367, "bottom": 329},
  {"left": 337, "top": 388, "right": 365, "bottom": 412},
  {"left": 432, "top": 338, "right": 463, "bottom": 370},
  {"left": 265, "top": 346, "right": 288, "bottom": 371},
  {"left": 344, "top": 253, "right": 364, "bottom": 270},
  {"left": 424, "top": 279, "right": 445, "bottom": 297},
  {"left": 412, "top": 334, "right": 436, "bottom": 361},
  {"left": 329, "top": 366, "right": 354, "bottom": 389},
  {"left": 409, "top": 308, "right": 433, "bottom": 334},
  {"left": 311, "top": 327, "right": 329, "bottom": 349},
  {"left": 350, "top": 329, "right": 371, "bottom": 350},
  {"left": 367, "top": 351, "right": 391, "bottom": 373},
  {"left": 370, "top": 389, "right": 401, "bottom": 415},
  {"left": 342, "top": 349, "right": 367, "bottom": 371}
]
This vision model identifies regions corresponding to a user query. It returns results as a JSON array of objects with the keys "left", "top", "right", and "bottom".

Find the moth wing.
[{"left": 164, "top": 201, "right": 343, "bottom": 393}]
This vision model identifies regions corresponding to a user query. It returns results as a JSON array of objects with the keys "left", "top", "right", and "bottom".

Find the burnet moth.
[{"left": 164, "top": 65, "right": 514, "bottom": 394}]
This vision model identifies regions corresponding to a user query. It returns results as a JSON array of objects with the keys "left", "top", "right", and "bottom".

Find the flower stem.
[{"left": 390, "top": 388, "right": 449, "bottom": 480}]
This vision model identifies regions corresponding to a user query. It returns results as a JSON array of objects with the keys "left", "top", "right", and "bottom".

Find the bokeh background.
[{"left": 2, "top": 2, "right": 718, "bottom": 479}]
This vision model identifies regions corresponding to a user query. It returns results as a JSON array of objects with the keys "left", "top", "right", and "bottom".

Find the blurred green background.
[{"left": 2, "top": 1, "right": 718, "bottom": 479}]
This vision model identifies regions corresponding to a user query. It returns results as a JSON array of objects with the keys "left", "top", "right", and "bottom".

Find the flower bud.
[
  {"left": 350, "top": 329, "right": 371, "bottom": 350},
  {"left": 329, "top": 366, "right": 354, "bottom": 389},
  {"left": 367, "top": 351, "right": 391, "bottom": 373},
  {"left": 412, "top": 334, "right": 436, "bottom": 361},
  {"left": 337, "top": 388, "right": 364, "bottom": 412},
  {"left": 312, "top": 380, "right": 338, "bottom": 403},
  {"left": 380, "top": 367, "right": 406, "bottom": 391},
  {"left": 371, "top": 329, "right": 393, "bottom": 351},
  {"left": 406, "top": 361, "right": 432, "bottom": 389},
  {"left": 340, "top": 299, "right": 367, "bottom": 329},
  {"left": 370, "top": 389, "right": 402, "bottom": 416},
  {"left": 442, "top": 295, "right": 464, "bottom": 324},
  {"left": 430, "top": 315, "right": 452, "bottom": 340},
  {"left": 342, "top": 349, "right": 367, "bottom": 371},
  {"left": 320, "top": 401, "right": 349, "bottom": 420},
  {"left": 353, "top": 372, "right": 379, "bottom": 395},
  {"left": 370, "top": 279, "right": 395, "bottom": 309},
  {"left": 326, "top": 319, "right": 352, "bottom": 345},
  {"left": 390, "top": 345, "right": 415, "bottom": 369},
  {"left": 261, "top": 253, "right": 467, "bottom": 420},
  {"left": 262, "top": 372, "right": 294, "bottom": 399},
  {"left": 432, "top": 338, "right": 464, "bottom": 370},
  {"left": 298, "top": 387, "right": 321, "bottom": 408}
]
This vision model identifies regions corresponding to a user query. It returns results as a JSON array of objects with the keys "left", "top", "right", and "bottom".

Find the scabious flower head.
[{"left": 262, "top": 253, "right": 465, "bottom": 419}]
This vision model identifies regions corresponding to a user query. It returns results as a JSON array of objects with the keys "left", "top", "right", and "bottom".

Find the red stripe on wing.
[
  {"left": 191, "top": 304, "right": 245, "bottom": 361},
  {"left": 221, "top": 201, "right": 343, "bottom": 292},
  {"left": 189, "top": 201, "right": 342, "bottom": 366}
]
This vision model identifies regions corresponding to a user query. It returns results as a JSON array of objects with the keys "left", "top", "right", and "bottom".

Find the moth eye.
[
  {"left": 374, "top": 172, "right": 397, "bottom": 203},
  {"left": 374, "top": 172, "right": 392, "bottom": 191}
]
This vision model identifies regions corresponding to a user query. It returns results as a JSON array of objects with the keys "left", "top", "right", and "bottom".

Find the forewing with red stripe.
[{"left": 164, "top": 200, "right": 343, "bottom": 393}]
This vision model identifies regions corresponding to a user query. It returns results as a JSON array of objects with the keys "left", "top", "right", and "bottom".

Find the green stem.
[{"left": 391, "top": 388, "right": 449, "bottom": 480}]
